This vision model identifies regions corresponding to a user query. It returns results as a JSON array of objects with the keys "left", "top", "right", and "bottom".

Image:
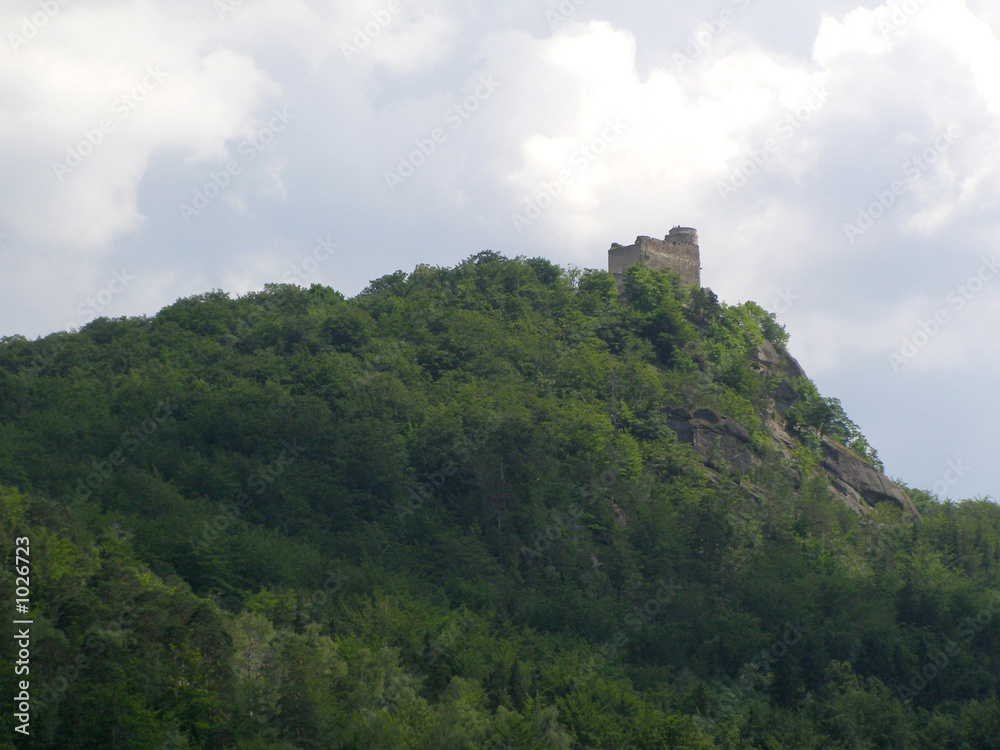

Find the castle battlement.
[{"left": 608, "top": 227, "right": 701, "bottom": 290}]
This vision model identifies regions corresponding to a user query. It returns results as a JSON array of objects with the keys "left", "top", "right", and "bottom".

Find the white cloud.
[
  {"left": 0, "top": 3, "right": 281, "bottom": 251},
  {"left": 216, "top": 0, "right": 460, "bottom": 74}
]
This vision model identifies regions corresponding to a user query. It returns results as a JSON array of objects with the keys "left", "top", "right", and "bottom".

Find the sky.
[{"left": 1, "top": 0, "right": 998, "bottom": 500}]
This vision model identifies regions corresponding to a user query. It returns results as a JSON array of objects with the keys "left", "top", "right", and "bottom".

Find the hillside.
[{"left": 1, "top": 253, "right": 999, "bottom": 749}]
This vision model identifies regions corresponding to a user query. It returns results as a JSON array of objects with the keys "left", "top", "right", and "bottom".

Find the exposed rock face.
[
  {"left": 766, "top": 418, "right": 803, "bottom": 487},
  {"left": 754, "top": 340, "right": 806, "bottom": 380},
  {"left": 821, "top": 438, "right": 920, "bottom": 518},
  {"left": 772, "top": 380, "right": 799, "bottom": 416},
  {"left": 664, "top": 407, "right": 759, "bottom": 476},
  {"left": 752, "top": 341, "right": 806, "bottom": 415},
  {"left": 753, "top": 341, "right": 784, "bottom": 371},
  {"left": 663, "top": 339, "right": 917, "bottom": 520},
  {"left": 781, "top": 349, "right": 806, "bottom": 380},
  {"left": 665, "top": 407, "right": 918, "bottom": 519}
]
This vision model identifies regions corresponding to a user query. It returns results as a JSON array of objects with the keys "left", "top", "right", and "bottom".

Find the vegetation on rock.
[{"left": 1, "top": 253, "right": 997, "bottom": 748}]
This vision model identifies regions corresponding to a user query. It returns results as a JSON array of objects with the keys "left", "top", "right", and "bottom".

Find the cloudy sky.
[{"left": 2, "top": 0, "right": 998, "bottom": 500}]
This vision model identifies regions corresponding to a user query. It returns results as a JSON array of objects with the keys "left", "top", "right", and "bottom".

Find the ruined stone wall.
[
  {"left": 608, "top": 228, "right": 700, "bottom": 290},
  {"left": 608, "top": 242, "right": 642, "bottom": 283},
  {"left": 660, "top": 227, "right": 700, "bottom": 286}
]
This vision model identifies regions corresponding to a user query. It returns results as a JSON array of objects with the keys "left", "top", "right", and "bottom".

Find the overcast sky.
[{"left": 2, "top": 0, "right": 998, "bottom": 500}]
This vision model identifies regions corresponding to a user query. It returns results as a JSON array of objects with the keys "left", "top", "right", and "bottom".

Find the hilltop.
[{"left": 0, "top": 253, "right": 998, "bottom": 749}]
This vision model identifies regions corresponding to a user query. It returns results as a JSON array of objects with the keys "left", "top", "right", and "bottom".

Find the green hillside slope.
[{"left": 0, "top": 253, "right": 998, "bottom": 749}]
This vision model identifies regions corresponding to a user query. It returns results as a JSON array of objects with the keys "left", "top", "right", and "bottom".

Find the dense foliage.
[{"left": 0, "top": 253, "right": 998, "bottom": 749}]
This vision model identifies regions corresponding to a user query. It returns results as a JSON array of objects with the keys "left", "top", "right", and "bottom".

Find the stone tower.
[{"left": 608, "top": 227, "right": 701, "bottom": 291}]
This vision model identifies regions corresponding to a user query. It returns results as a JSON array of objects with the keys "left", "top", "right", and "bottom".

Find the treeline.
[{"left": 0, "top": 252, "right": 998, "bottom": 748}]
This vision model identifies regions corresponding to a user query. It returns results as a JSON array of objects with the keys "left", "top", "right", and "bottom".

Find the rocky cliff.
[{"left": 667, "top": 338, "right": 919, "bottom": 519}]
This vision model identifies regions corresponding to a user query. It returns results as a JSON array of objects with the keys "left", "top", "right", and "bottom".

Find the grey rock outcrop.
[
  {"left": 821, "top": 438, "right": 920, "bottom": 518},
  {"left": 753, "top": 340, "right": 805, "bottom": 380},
  {"left": 772, "top": 380, "right": 799, "bottom": 416},
  {"left": 665, "top": 407, "right": 918, "bottom": 519},
  {"left": 664, "top": 407, "right": 759, "bottom": 476},
  {"left": 752, "top": 340, "right": 806, "bottom": 415}
]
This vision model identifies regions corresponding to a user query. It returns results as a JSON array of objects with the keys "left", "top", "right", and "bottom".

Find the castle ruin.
[{"left": 608, "top": 227, "right": 701, "bottom": 291}]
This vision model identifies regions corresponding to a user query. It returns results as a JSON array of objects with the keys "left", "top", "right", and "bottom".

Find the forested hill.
[{"left": 1, "top": 253, "right": 999, "bottom": 749}]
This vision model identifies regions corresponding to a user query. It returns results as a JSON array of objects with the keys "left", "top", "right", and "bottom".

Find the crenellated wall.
[{"left": 608, "top": 227, "right": 701, "bottom": 290}]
